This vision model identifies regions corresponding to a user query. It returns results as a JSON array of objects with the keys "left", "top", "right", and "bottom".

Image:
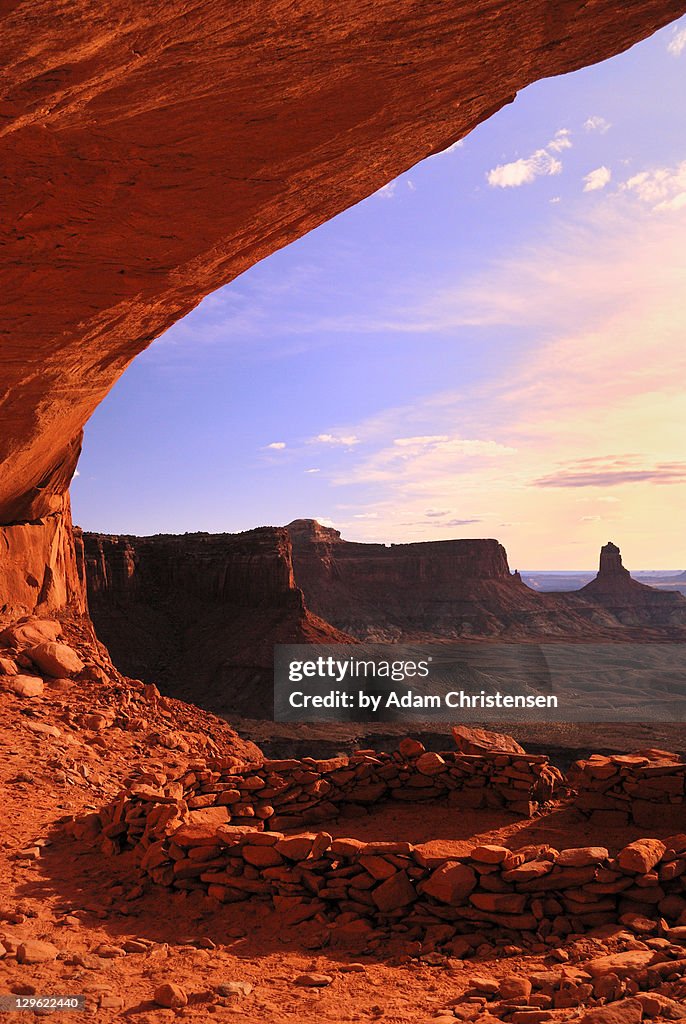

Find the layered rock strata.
[
  {"left": 82, "top": 527, "right": 350, "bottom": 715},
  {"left": 287, "top": 522, "right": 686, "bottom": 639}
]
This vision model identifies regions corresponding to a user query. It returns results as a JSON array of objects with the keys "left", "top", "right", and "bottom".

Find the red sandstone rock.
[
  {"left": 398, "top": 738, "right": 425, "bottom": 759},
  {"left": 557, "top": 848, "right": 609, "bottom": 868},
  {"left": 16, "top": 940, "right": 59, "bottom": 964},
  {"left": 0, "top": 674, "right": 44, "bottom": 698},
  {"left": 28, "top": 641, "right": 84, "bottom": 677},
  {"left": 0, "top": 618, "right": 62, "bottom": 648},
  {"left": 584, "top": 950, "right": 657, "bottom": 977},
  {"left": 451, "top": 726, "right": 526, "bottom": 756},
  {"left": 420, "top": 862, "right": 477, "bottom": 904},
  {"left": 371, "top": 870, "right": 416, "bottom": 912},
  {"left": 578, "top": 997, "right": 643, "bottom": 1024},
  {"left": 153, "top": 983, "right": 188, "bottom": 1008},
  {"left": 469, "top": 844, "right": 510, "bottom": 864},
  {"left": 617, "top": 839, "right": 667, "bottom": 874}
]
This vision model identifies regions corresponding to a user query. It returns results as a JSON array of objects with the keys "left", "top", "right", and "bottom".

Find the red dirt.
[{"left": 312, "top": 802, "right": 682, "bottom": 860}]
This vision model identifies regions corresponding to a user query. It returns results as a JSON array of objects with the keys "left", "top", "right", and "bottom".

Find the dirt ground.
[{"left": 1, "top": 648, "right": 686, "bottom": 1022}]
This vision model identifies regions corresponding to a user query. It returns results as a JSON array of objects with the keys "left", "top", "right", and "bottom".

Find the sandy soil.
[{"left": 2, "top": 636, "right": 685, "bottom": 1021}]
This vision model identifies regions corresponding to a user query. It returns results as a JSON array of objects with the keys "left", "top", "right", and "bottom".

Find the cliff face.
[
  {"left": 0, "top": 496, "right": 86, "bottom": 621},
  {"left": 83, "top": 527, "right": 350, "bottom": 717},
  {"left": 287, "top": 518, "right": 540, "bottom": 639},
  {"left": 2, "top": 1, "right": 685, "bottom": 533},
  {"left": 286, "top": 521, "right": 665, "bottom": 640}
]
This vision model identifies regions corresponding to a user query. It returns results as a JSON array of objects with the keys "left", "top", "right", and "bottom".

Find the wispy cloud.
[
  {"left": 264, "top": 441, "right": 286, "bottom": 450},
  {"left": 534, "top": 458, "right": 686, "bottom": 488},
  {"left": 374, "top": 181, "right": 397, "bottom": 200},
  {"left": 622, "top": 160, "right": 686, "bottom": 211},
  {"left": 321, "top": 192, "right": 686, "bottom": 561},
  {"left": 311, "top": 433, "right": 360, "bottom": 447},
  {"left": 583, "top": 166, "right": 611, "bottom": 192},
  {"left": 486, "top": 130, "right": 570, "bottom": 188},
  {"left": 583, "top": 115, "right": 611, "bottom": 134},
  {"left": 667, "top": 26, "right": 686, "bottom": 56}
]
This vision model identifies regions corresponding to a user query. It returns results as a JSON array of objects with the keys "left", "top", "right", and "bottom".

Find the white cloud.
[
  {"left": 312, "top": 433, "right": 360, "bottom": 446},
  {"left": 393, "top": 435, "right": 449, "bottom": 447},
  {"left": 375, "top": 181, "right": 397, "bottom": 200},
  {"left": 430, "top": 139, "right": 464, "bottom": 158},
  {"left": 304, "top": 468, "right": 320, "bottom": 474},
  {"left": 667, "top": 26, "right": 686, "bottom": 56},
  {"left": 583, "top": 115, "right": 611, "bottom": 134},
  {"left": 548, "top": 129, "right": 572, "bottom": 153},
  {"left": 622, "top": 160, "right": 686, "bottom": 211},
  {"left": 487, "top": 131, "right": 570, "bottom": 188},
  {"left": 264, "top": 441, "right": 286, "bottom": 450},
  {"left": 583, "top": 166, "right": 611, "bottom": 192}
]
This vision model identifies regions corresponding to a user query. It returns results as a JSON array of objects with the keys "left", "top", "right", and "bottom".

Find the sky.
[{"left": 73, "top": 16, "right": 686, "bottom": 570}]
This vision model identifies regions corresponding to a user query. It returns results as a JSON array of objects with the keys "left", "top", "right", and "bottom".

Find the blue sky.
[{"left": 73, "top": 16, "right": 686, "bottom": 570}]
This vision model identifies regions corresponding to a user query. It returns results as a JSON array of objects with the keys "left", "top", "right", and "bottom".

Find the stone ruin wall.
[
  {"left": 572, "top": 753, "right": 686, "bottom": 829},
  {"left": 69, "top": 742, "right": 686, "bottom": 949}
]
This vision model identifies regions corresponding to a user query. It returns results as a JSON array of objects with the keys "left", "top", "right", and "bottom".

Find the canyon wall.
[
  {"left": 81, "top": 524, "right": 686, "bottom": 719},
  {"left": 2, "top": 0, "right": 685, "bottom": 537},
  {"left": 287, "top": 521, "right": 686, "bottom": 640},
  {"left": 82, "top": 528, "right": 350, "bottom": 717},
  {"left": 0, "top": 496, "right": 86, "bottom": 621}
]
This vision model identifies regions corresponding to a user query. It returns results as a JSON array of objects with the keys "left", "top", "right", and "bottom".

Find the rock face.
[
  {"left": 83, "top": 527, "right": 350, "bottom": 716},
  {"left": 81, "top": 524, "right": 686, "bottom": 718},
  {"left": 1, "top": 0, "right": 685, "bottom": 536},
  {"left": 286, "top": 521, "right": 686, "bottom": 640},
  {"left": 287, "top": 519, "right": 534, "bottom": 638},
  {"left": 0, "top": 496, "right": 86, "bottom": 619},
  {"left": 577, "top": 541, "right": 686, "bottom": 627}
]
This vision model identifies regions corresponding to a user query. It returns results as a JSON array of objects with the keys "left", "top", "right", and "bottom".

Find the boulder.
[
  {"left": 17, "top": 940, "right": 59, "bottom": 964},
  {"left": 28, "top": 641, "right": 84, "bottom": 677},
  {"left": 0, "top": 674, "right": 44, "bottom": 697},
  {"left": 584, "top": 950, "right": 656, "bottom": 977},
  {"left": 556, "top": 847, "right": 608, "bottom": 867},
  {"left": 371, "top": 870, "right": 416, "bottom": 911},
  {"left": 0, "top": 618, "right": 62, "bottom": 649},
  {"left": 153, "top": 984, "right": 188, "bottom": 1008},
  {"left": 398, "top": 737, "right": 425, "bottom": 758},
  {"left": 578, "top": 998, "right": 643, "bottom": 1024},
  {"left": 617, "top": 838, "right": 667, "bottom": 874},
  {"left": 451, "top": 725, "right": 525, "bottom": 755}
]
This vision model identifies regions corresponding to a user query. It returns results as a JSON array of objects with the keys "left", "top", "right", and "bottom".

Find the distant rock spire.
[{"left": 598, "top": 541, "right": 630, "bottom": 578}]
